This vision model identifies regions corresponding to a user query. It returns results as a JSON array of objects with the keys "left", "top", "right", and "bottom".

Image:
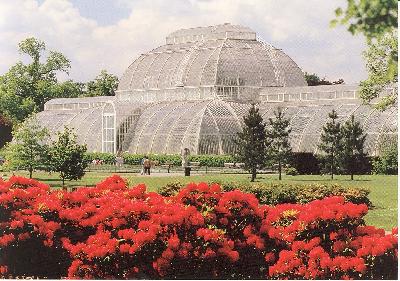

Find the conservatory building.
[{"left": 37, "top": 23, "right": 398, "bottom": 156}]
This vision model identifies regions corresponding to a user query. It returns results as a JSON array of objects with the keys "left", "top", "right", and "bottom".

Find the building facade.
[{"left": 37, "top": 24, "right": 398, "bottom": 156}]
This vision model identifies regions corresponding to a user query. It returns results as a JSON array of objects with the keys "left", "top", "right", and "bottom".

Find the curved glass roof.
[
  {"left": 36, "top": 108, "right": 103, "bottom": 152},
  {"left": 117, "top": 24, "right": 306, "bottom": 95},
  {"left": 36, "top": 24, "right": 397, "bottom": 157},
  {"left": 37, "top": 97, "right": 397, "bottom": 156},
  {"left": 123, "top": 99, "right": 397, "bottom": 156}
]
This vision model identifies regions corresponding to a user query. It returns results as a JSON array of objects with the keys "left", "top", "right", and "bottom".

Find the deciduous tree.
[
  {"left": 332, "top": 0, "right": 398, "bottom": 109},
  {"left": 48, "top": 127, "right": 87, "bottom": 186},
  {"left": 372, "top": 142, "right": 398, "bottom": 175},
  {"left": 0, "top": 37, "right": 70, "bottom": 123},
  {"left": 304, "top": 72, "right": 344, "bottom": 86},
  {"left": 85, "top": 70, "right": 119, "bottom": 97},
  {"left": 359, "top": 32, "right": 398, "bottom": 110},
  {"left": 3, "top": 116, "right": 49, "bottom": 178}
]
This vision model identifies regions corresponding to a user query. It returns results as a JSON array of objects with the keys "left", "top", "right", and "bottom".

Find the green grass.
[{"left": 2, "top": 170, "right": 397, "bottom": 231}]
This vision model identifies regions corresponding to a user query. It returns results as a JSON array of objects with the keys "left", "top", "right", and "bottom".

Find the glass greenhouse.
[{"left": 36, "top": 23, "right": 398, "bottom": 156}]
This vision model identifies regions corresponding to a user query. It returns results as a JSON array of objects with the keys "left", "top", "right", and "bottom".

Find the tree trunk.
[
  {"left": 251, "top": 168, "right": 256, "bottom": 182},
  {"left": 278, "top": 159, "right": 282, "bottom": 180},
  {"left": 350, "top": 154, "right": 354, "bottom": 180},
  {"left": 29, "top": 167, "right": 33, "bottom": 179},
  {"left": 331, "top": 151, "right": 334, "bottom": 180}
]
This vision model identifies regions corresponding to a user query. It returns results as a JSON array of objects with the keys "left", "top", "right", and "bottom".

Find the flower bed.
[{"left": 0, "top": 175, "right": 397, "bottom": 279}]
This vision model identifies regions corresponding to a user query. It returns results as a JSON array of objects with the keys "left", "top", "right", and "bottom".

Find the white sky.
[{"left": 0, "top": 0, "right": 368, "bottom": 84}]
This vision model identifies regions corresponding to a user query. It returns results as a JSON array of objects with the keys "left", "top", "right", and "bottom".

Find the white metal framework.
[{"left": 36, "top": 24, "right": 398, "bottom": 156}]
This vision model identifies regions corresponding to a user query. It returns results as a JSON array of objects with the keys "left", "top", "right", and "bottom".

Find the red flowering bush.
[{"left": 0, "top": 175, "right": 397, "bottom": 279}]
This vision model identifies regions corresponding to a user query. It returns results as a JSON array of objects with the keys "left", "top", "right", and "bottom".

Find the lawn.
[{"left": 2, "top": 170, "right": 397, "bottom": 231}]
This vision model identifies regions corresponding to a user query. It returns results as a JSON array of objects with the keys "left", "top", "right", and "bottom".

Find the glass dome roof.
[{"left": 117, "top": 23, "right": 307, "bottom": 94}]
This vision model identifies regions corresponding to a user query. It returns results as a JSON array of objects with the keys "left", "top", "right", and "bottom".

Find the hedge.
[
  {"left": 85, "top": 153, "right": 236, "bottom": 167},
  {"left": 83, "top": 152, "right": 376, "bottom": 174},
  {"left": 188, "top": 154, "right": 235, "bottom": 167},
  {"left": 84, "top": 152, "right": 116, "bottom": 164},
  {"left": 290, "top": 153, "right": 320, "bottom": 175},
  {"left": 158, "top": 181, "right": 371, "bottom": 207},
  {"left": 290, "top": 153, "right": 376, "bottom": 175}
]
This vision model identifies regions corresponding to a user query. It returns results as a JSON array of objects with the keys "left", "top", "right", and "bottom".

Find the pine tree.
[
  {"left": 341, "top": 115, "right": 367, "bottom": 180},
  {"left": 4, "top": 116, "right": 49, "bottom": 178},
  {"left": 48, "top": 127, "right": 88, "bottom": 186},
  {"left": 318, "top": 110, "right": 343, "bottom": 179},
  {"left": 267, "top": 107, "right": 292, "bottom": 180},
  {"left": 236, "top": 104, "right": 268, "bottom": 182}
]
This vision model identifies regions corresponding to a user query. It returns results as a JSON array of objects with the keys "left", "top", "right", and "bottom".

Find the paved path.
[{"left": 134, "top": 172, "right": 205, "bottom": 177}]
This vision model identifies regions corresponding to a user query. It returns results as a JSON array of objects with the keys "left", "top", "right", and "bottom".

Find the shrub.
[
  {"left": 122, "top": 154, "right": 182, "bottom": 166},
  {"left": 157, "top": 181, "right": 185, "bottom": 197},
  {"left": 291, "top": 152, "right": 320, "bottom": 174},
  {"left": 285, "top": 167, "right": 298, "bottom": 176},
  {"left": 122, "top": 153, "right": 145, "bottom": 165},
  {"left": 84, "top": 152, "right": 116, "bottom": 164},
  {"left": 219, "top": 182, "right": 371, "bottom": 207},
  {"left": 1, "top": 176, "right": 395, "bottom": 279},
  {"left": 84, "top": 153, "right": 248, "bottom": 168},
  {"left": 188, "top": 154, "right": 235, "bottom": 167},
  {"left": 372, "top": 144, "right": 398, "bottom": 175}
]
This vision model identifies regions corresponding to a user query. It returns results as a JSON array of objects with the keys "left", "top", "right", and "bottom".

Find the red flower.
[
  {"left": 0, "top": 266, "right": 7, "bottom": 275},
  {"left": 219, "top": 217, "right": 228, "bottom": 225},
  {"left": 168, "top": 235, "right": 180, "bottom": 249},
  {"left": 264, "top": 252, "right": 275, "bottom": 263},
  {"left": 10, "top": 220, "right": 23, "bottom": 229},
  {"left": 161, "top": 248, "right": 175, "bottom": 260},
  {"left": 0, "top": 234, "right": 15, "bottom": 247},
  {"left": 333, "top": 240, "right": 346, "bottom": 252},
  {"left": 330, "top": 232, "right": 338, "bottom": 240},
  {"left": 119, "top": 243, "right": 131, "bottom": 253},
  {"left": 203, "top": 249, "right": 216, "bottom": 258}
]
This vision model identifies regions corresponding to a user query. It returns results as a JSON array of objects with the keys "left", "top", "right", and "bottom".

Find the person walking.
[{"left": 143, "top": 156, "right": 151, "bottom": 175}]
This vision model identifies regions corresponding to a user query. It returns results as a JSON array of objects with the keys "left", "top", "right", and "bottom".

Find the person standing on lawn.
[
  {"left": 140, "top": 157, "right": 145, "bottom": 175},
  {"left": 143, "top": 156, "right": 151, "bottom": 175}
]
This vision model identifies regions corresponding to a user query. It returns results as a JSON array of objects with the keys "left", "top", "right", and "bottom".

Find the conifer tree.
[
  {"left": 341, "top": 115, "right": 366, "bottom": 180},
  {"left": 48, "top": 127, "right": 88, "bottom": 186},
  {"left": 236, "top": 104, "right": 268, "bottom": 182},
  {"left": 267, "top": 108, "right": 292, "bottom": 180},
  {"left": 318, "top": 110, "right": 343, "bottom": 179}
]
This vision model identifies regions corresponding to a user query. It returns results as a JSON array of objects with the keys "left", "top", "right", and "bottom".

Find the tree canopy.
[
  {"left": 332, "top": 0, "right": 398, "bottom": 109},
  {"left": 359, "top": 31, "right": 398, "bottom": 110},
  {"left": 48, "top": 127, "right": 88, "bottom": 186},
  {"left": 304, "top": 72, "right": 345, "bottom": 86},
  {"left": 331, "top": 0, "right": 397, "bottom": 41},
  {"left": 3, "top": 117, "right": 49, "bottom": 178},
  {"left": 0, "top": 37, "right": 70, "bottom": 123},
  {"left": 0, "top": 38, "right": 120, "bottom": 127},
  {"left": 86, "top": 70, "right": 119, "bottom": 97}
]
